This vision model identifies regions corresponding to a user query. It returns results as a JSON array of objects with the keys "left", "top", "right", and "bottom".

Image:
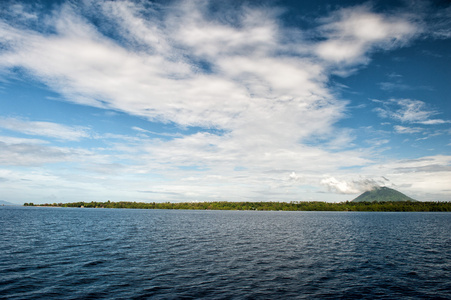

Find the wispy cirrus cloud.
[
  {"left": 378, "top": 72, "right": 434, "bottom": 92},
  {"left": 374, "top": 99, "right": 450, "bottom": 125},
  {"left": 378, "top": 82, "right": 433, "bottom": 92},
  {"left": 0, "top": 117, "right": 90, "bottom": 141},
  {"left": 315, "top": 4, "right": 419, "bottom": 66},
  {"left": 394, "top": 125, "right": 423, "bottom": 134}
]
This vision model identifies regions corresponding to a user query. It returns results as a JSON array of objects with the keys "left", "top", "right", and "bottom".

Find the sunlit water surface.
[{"left": 1, "top": 207, "right": 450, "bottom": 299}]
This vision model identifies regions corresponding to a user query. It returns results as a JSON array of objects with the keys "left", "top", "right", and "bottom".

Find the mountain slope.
[
  {"left": 352, "top": 187, "right": 417, "bottom": 202},
  {"left": 0, "top": 200, "right": 16, "bottom": 205}
]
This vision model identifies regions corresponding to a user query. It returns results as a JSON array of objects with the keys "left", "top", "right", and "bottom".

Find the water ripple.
[{"left": 1, "top": 207, "right": 450, "bottom": 299}]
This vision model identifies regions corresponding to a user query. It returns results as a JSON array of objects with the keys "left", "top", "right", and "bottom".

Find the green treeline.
[{"left": 24, "top": 201, "right": 451, "bottom": 212}]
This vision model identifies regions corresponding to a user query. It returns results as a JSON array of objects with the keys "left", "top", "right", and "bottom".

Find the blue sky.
[{"left": 0, "top": 0, "right": 450, "bottom": 204}]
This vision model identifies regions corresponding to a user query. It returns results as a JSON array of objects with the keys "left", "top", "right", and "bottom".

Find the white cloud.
[
  {"left": 375, "top": 99, "right": 450, "bottom": 125},
  {"left": 0, "top": 135, "right": 49, "bottom": 145},
  {"left": 0, "top": 1, "right": 445, "bottom": 202},
  {"left": 131, "top": 126, "right": 147, "bottom": 133},
  {"left": 424, "top": 3, "right": 451, "bottom": 39},
  {"left": 131, "top": 126, "right": 178, "bottom": 137},
  {"left": 288, "top": 172, "right": 303, "bottom": 182},
  {"left": 315, "top": 5, "right": 419, "bottom": 65},
  {"left": 394, "top": 99, "right": 437, "bottom": 123},
  {"left": 7, "top": 3, "right": 39, "bottom": 22},
  {"left": 378, "top": 81, "right": 433, "bottom": 92},
  {"left": 321, "top": 177, "right": 359, "bottom": 194},
  {"left": 0, "top": 117, "right": 90, "bottom": 141},
  {"left": 321, "top": 176, "right": 387, "bottom": 194},
  {"left": 0, "top": 1, "right": 420, "bottom": 134},
  {"left": 420, "top": 119, "right": 451, "bottom": 125},
  {"left": 0, "top": 141, "right": 85, "bottom": 166},
  {"left": 394, "top": 125, "right": 423, "bottom": 134}
]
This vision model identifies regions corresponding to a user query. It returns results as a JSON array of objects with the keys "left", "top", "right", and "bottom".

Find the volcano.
[{"left": 351, "top": 186, "right": 417, "bottom": 202}]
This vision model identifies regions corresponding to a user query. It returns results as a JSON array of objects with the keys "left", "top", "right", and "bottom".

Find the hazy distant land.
[{"left": 0, "top": 200, "right": 16, "bottom": 206}]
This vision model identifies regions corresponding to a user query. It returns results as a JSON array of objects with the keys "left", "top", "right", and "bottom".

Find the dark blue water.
[{"left": 1, "top": 207, "right": 450, "bottom": 299}]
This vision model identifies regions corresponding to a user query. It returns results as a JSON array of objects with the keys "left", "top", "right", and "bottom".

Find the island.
[{"left": 24, "top": 186, "right": 451, "bottom": 212}]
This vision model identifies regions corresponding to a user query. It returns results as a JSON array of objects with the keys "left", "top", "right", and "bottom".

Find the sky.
[{"left": 0, "top": 0, "right": 450, "bottom": 204}]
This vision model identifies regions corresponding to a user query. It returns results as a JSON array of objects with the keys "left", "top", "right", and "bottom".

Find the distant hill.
[
  {"left": 0, "top": 200, "right": 16, "bottom": 205},
  {"left": 352, "top": 187, "right": 417, "bottom": 202}
]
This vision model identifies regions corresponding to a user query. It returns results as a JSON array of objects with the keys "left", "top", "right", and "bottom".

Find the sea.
[{"left": 1, "top": 206, "right": 450, "bottom": 299}]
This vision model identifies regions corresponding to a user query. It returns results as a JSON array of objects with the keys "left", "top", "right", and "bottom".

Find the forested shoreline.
[{"left": 24, "top": 201, "right": 451, "bottom": 212}]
